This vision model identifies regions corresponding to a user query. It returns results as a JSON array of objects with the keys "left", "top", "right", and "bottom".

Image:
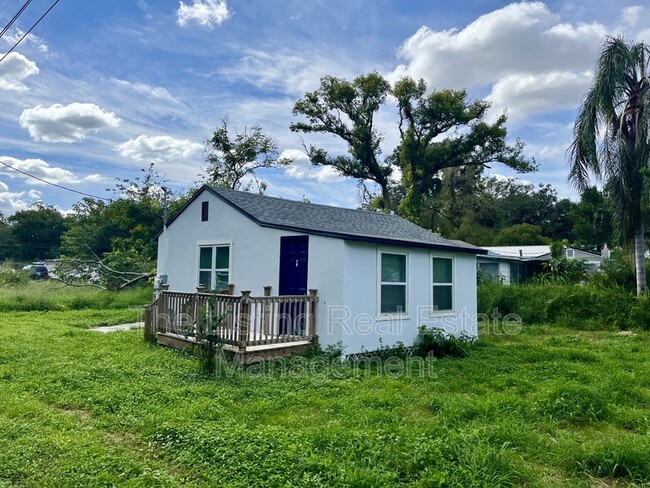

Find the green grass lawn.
[{"left": 1, "top": 300, "right": 650, "bottom": 486}]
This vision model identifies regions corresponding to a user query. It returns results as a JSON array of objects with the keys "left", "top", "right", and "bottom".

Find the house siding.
[{"left": 337, "top": 241, "right": 477, "bottom": 353}]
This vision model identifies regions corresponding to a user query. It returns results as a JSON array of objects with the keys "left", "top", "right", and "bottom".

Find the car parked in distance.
[{"left": 22, "top": 263, "right": 49, "bottom": 280}]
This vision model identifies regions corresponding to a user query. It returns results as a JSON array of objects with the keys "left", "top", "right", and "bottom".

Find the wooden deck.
[{"left": 144, "top": 287, "right": 317, "bottom": 363}]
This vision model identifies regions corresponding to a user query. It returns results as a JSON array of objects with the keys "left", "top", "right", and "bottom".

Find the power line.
[
  {"left": 0, "top": 0, "right": 60, "bottom": 64},
  {"left": 0, "top": 0, "right": 33, "bottom": 39},
  {"left": 0, "top": 159, "right": 110, "bottom": 201}
]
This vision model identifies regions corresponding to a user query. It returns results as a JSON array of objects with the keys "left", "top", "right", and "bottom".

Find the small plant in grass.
[
  {"left": 303, "top": 337, "right": 345, "bottom": 359},
  {"left": 413, "top": 326, "right": 473, "bottom": 358},
  {"left": 195, "top": 298, "right": 226, "bottom": 375}
]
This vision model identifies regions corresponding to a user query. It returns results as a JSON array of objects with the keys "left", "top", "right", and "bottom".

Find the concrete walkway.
[{"left": 89, "top": 322, "right": 144, "bottom": 333}]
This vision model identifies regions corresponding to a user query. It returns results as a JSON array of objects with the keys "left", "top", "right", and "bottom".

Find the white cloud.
[
  {"left": 0, "top": 52, "right": 39, "bottom": 91},
  {"left": 392, "top": 2, "right": 606, "bottom": 87},
  {"left": 110, "top": 78, "right": 179, "bottom": 103},
  {"left": 281, "top": 149, "right": 345, "bottom": 183},
  {"left": 2, "top": 29, "right": 48, "bottom": 52},
  {"left": 19, "top": 103, "right": 120, "bottom": 143},
  {"left": 0, "top": 179, "right": 41, "bottom": 215},
  {"left": 621, "top": 6, "right": 643, "bottom": 27},
  {"left": 220, "top": 48, "right": 356, "bottom": 95},
  {"left": 487, "top": 71, "right": 593, "bottom": 121},
  {"left": 116, "top": 135, "right": 203, "bottom": 162},
  {"left": 177, "top": 0, "right": 230, "bottom": 28},
  {"left": 390, "top": 1, "right": 609, "bottom": 122},
  {"left": 636, "top": 28, "right": 650, "bottom": 43},
  {"left": 0, "top": 156, "right": 104, "bottom": 185}
]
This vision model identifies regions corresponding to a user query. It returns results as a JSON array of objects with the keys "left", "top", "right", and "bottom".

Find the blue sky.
[{"left": 0, "top": 0, "right": 647, "bottom": 215}]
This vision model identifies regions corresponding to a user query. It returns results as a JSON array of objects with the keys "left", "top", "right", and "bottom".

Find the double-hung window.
[
  {"left": 380, "top": 252, "right": 407, "bottom": 314},
  {"left": 432, "top": 257, "right": 453, "bottom": 312},
  {"left": 198, "top": 245, "right": 230, "bottom": 290}
]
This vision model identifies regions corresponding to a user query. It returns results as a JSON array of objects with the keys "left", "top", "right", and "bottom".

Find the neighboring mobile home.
[
  {"left": 477, "top": 245, "right": 607, "bottom": 284},
  {"left": 155, "top": 185, "right": 487, "bottom": 355}
]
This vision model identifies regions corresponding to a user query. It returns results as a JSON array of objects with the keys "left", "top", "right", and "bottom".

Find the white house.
[
  {"left": 155, "top": 185, "right": 486, "bottom": 355},
  {"left": 477, "top": 245, "right": 607, "bottom": 284}
]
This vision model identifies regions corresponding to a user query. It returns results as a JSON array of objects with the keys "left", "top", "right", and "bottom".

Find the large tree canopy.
[
  {"left": 290, "top": 72, "right": 393, "bottom": 207},
  {"left": 568, "top": 36, "right": 650, "bottom": 295},
  {"left": 392, "top": 77, "right": 536, "bottom": 224},
  {"left": 291, "top": 73, "right": 535, "bottom": 216}
]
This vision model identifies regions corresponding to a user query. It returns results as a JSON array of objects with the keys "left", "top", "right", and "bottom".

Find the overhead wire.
[
  {"left": 0, "top": 0, "right": 33, "bottom": 39},
  {"left": 0, "top": 0, "right": 61, "bottom": 64},
  {"left": 0, "top": 159, "right": 111, "bottom": 201}
]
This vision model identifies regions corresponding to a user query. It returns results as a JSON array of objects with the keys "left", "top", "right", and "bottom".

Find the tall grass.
[
  {"left": 0, "top": 281, "right": 152, "bottom": 312},
  {"left": 477, "top": 282, "right": 650, "bottom": 330}
]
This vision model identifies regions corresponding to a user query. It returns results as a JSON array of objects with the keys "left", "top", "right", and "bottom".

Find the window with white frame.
[
  {"left": 198, "top": 245, "right": 230, "bottom": 290},
  {"left": 380, "top": 252, "right": 407, "bottom": 314},
  {"left": 432, "top": 257, "right": 453, "bottom": 312}
]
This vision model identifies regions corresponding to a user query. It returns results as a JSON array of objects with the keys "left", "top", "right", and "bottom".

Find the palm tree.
[{"left": 569, "top": 36, "right": 650, "bottom": 296}]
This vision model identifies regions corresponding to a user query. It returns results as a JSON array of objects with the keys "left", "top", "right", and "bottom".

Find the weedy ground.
[{"left": 1, "top": 283, "right": 650, "bottom": 486}]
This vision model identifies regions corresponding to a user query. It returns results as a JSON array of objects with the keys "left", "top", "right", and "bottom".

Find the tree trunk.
[
  {"left": 380, "top": 183, "right": 391, "bottom": 210},
  {"left": 634, "top": 222, "right": 647, "bottom": 296}
]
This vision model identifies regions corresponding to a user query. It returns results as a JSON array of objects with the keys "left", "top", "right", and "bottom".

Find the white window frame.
[
  {"left": 565, "top": 249, "right": 575, "bottom": 259},
  {"left": 197, "top": 243, "right": 232, "bottom": 290},
  {"left": 430, "top": 255, "right": 454, "bottom": 315},
  {"left": 377, "top": 250, "right": 409, "bottom": 318}
]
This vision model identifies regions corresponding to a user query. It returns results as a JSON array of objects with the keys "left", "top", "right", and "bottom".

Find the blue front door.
[
  {"left": 278, "top": 236, "right": 309, "bottom": 335},
  {"left": 279, "top": 235, "right": 309, "bottom": 295}
]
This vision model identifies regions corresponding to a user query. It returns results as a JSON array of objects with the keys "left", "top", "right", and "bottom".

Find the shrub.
[
  {"left": 0, "top": 265, "right": 29, "bottom": 286},
  {"left": 590, "top": 249, "right": 637, "bottom": 292},
  {"left": 413, "top": 326, "right": 472, "bottom": 358},
  {"left": 629, "top": 294, "right": 650, "bottom": 329}
]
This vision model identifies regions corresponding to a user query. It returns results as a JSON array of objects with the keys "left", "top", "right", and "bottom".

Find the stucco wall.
[
  {"left": 332, "top": 241, "right": 478, "bottom": 353},
  {"left": 157, "top": 189, "right": 478, "bottom": 354}
]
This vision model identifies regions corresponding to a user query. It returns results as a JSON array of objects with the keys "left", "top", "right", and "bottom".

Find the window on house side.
[
  {"left": 380, "top": 252, "right": 407, "bottom": 314},
  {"left": 201, "top": 201, "right": 209, "bottom": 222},
  {"left": 198, "top": 245, "right": 230, "bottom": 290},
  {"left": 432, "top": 257, "right": 453, "bottom": 312}
]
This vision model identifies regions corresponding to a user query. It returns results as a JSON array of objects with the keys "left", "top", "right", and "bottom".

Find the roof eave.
[{"left": 256, "top": 221, "right": 487, "bottom": 254}]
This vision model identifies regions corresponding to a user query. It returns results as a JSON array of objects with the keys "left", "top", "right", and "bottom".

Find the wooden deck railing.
[{"left": 145, "top": 287, "right": 317, "bottom": 350}]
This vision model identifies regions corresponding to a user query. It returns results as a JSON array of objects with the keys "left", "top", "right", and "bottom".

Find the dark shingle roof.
[{"left": 168, "top": 185, "right": 485, "bottom": 254}]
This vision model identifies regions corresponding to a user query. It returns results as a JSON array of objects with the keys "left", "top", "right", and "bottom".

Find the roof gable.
[{"left": 165, "top": 185, "right": 485, "bottom": 254}]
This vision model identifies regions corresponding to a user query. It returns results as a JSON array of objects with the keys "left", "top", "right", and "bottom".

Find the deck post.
[
  {"left": 308, "top": 289, "right": 318, "bottom": 340},
  {"left": 158, "top": 288, "right": 168, "bottom": 334},
  {"left": 195, "top": 285, "right": 206, "bottom": 337},
  {"left": 239, "top": 291, "right": 251, "bottom": 351},
  {"left": 143, "top": 304, "right": 154, "bottom": 342},
  {"left": 262, "top": 286, "right": 272, "bottom": 335}
]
